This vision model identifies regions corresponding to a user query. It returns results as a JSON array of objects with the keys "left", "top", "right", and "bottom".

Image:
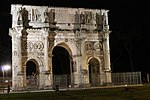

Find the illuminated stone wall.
[{"left": 9, "top": 4, "right": 111, "bottom": 90}]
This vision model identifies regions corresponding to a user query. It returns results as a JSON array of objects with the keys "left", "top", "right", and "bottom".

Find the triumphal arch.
[{"left": 9, "top": 4, "right": 112, "bottom": 90}]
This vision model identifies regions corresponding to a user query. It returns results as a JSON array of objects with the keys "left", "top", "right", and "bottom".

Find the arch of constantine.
[{"left": 9, "top": 4, "right": 112, "bottom": 91}]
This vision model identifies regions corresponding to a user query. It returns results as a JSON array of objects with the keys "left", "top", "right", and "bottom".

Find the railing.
[
  {"left": 111, "top": 72, "right": 142, "bottom": 85},
  {"left": 0, "top": 77, "right": 12, "bottom": 93},
  {"left": 0, "top": 72, "right": 143, "bottom": 92}
]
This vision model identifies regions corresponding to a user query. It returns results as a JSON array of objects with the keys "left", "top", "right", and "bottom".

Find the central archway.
[{"left": 52, "top": 46, "right": 72, "bottom": 87}]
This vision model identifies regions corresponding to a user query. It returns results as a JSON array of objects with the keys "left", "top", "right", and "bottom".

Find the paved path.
[{"left": 0, "top": 84, "right": 143, "bottom": 94}]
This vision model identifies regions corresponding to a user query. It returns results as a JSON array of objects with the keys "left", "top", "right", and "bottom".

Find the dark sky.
[{"left": 0, "top": 0, "right": 149, "bottom": 73}]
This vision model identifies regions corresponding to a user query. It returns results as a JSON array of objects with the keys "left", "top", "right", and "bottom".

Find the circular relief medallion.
[{"left": 33, "top": 41, "right": 44, "bottom": 51}]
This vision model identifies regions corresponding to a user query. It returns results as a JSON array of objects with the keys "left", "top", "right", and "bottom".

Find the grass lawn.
[{"left": 0, "top": 85, "right": 150, "bottom": 100}]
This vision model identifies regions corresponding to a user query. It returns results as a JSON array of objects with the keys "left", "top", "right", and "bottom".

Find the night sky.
[{"left": 0, "top": 0, "right": 149, "bottom": 75}]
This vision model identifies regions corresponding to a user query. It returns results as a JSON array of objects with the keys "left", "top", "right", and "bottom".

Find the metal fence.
[
  {"left": 53, "top": 74, "right": 86, "bottom": 88},
  {"left": 0, "top": 77, "right": 12, "bottom": 93},
  {"left": 26, "top": 76, "right": 39, "bottom": 90},
  {"left": 111, "top": 72, "right": 142, "bottom": 85},
  {"left": 53, "top": 75, "right": 70, "bottom": 88},
  {"left": 0, "top": 77, "right": 12, "bottom": 86},
  {"left": 0, "top": 72, "right": 143, "bottom": 92}
]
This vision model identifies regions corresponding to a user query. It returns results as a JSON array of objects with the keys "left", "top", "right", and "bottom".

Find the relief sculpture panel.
[{"left": 22, "top": 41, "right": 44, "bottom": 52}]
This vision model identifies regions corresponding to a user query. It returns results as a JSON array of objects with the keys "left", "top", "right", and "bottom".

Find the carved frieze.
[
  {"left": 80, "top": 11, "right": 95, "bottom": 24},
  {"left": 31, "top": 8, "right": 42, "bottom": 22},
  {"left": 21, "top": 41, "right": 44, "bottom": 51}
]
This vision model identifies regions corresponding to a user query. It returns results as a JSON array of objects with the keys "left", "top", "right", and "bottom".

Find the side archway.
[
  {"left": 88, "top": 57, "right": 100, "bottom": 86},
  {"left": 26, "top": 59, "right": 39, "bottom": 89}
]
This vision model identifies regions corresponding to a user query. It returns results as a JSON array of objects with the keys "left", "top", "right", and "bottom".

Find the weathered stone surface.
[{"left": 9, "top": 4, "right": 112, "bottom": 91}]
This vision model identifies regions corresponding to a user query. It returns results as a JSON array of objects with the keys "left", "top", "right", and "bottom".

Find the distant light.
[
  {"left": 2, "top": 65, "right": 11, "bottom": 71},
  {"left": 5, "top": 80, "right": 8, "bottom": 83},
  {"left": 69, "top": 85, "right": 71, "bottom": 87}
]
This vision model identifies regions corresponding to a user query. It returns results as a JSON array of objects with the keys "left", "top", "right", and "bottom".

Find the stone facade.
[{"left": 9, "top": 4, "right": 112, "bottom": 91}]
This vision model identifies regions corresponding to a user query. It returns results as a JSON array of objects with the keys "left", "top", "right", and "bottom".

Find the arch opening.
[
  {"left": 26, "top": 60, "right": 39, "bottom": 89},
  {"left": 26, "top": 61, "right": 37, "bottom": 76},
  {"left": 52, "top": 46, "right": 73, "bottom": 87},
  {"left": 88, "top": 58, "right": 100, "bottom": 86}
]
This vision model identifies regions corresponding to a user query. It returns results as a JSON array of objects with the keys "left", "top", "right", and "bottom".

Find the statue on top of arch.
[
  {"left": 44, "top": 9, "right": 56, "bottom": 24},
  {"left": 17, "top": 7, "right": 32, "bottom": 28}
]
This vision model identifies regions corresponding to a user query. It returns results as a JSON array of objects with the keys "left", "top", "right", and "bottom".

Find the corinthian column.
[
  {"left": 43, "top": 32, "right": 52, "bottom": 88},
  {"left": 103, "top": 31, "right": 112, "bottom": 84}
]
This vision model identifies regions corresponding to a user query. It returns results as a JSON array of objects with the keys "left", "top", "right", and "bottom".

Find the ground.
[{"left": 1, "top": 84, "right": 150, "bottom": 100}]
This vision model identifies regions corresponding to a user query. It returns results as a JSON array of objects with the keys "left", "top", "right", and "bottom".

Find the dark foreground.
[{"left": 0, "top": 85, "right": 150, "bottom": 100}]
